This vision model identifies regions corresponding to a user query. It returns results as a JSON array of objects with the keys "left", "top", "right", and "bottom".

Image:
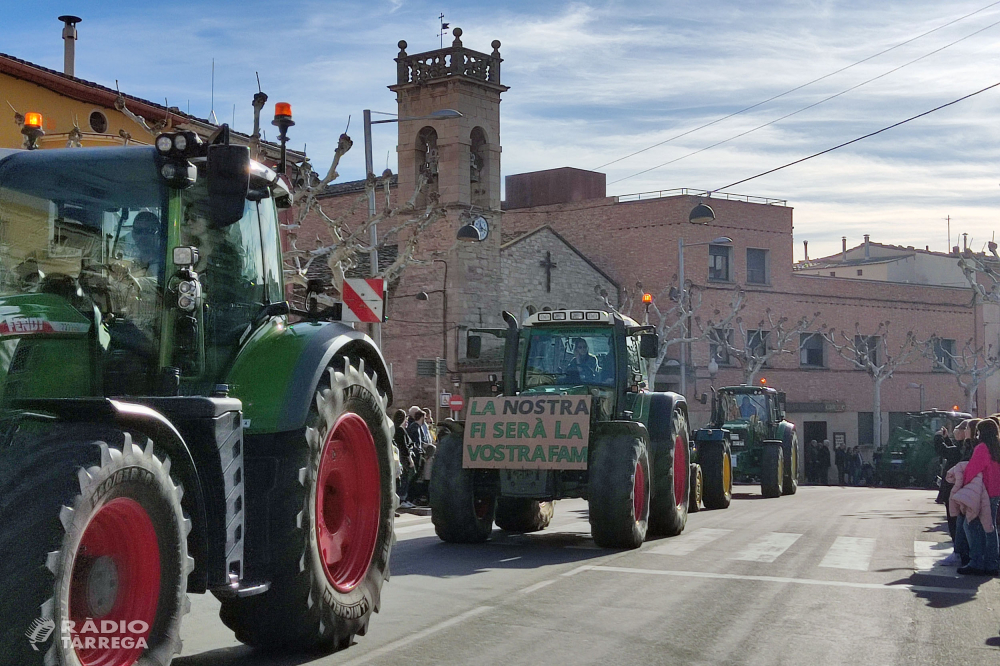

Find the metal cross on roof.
[{"left": 540, "top": 251, "right": 557, "bottom": 293}]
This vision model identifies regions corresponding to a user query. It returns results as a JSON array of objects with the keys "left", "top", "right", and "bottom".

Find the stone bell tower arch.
[{"left": 386, "top": 28, "right": 507, "bottom": 404}]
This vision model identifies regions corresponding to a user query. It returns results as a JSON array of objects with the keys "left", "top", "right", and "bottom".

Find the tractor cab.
[{"left": 712, "top": 385, "right": 786, "bottom": 445}]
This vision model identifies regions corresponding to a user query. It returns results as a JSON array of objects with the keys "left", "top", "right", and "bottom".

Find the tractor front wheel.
[
  {"left": 218, "top": 356, "right": 395, "bottom": 652},
  {"left": 699, "top": 440, "right": 733, "bottom": 509},
  {"left": 782, "top": 432, "right": 799, "bottom": 495},
  {"left": 495, "top": 498, "right": 554, "bottom": 533},
  {"left": 688, "top": 464, "right": 703, "bottom": 513},
  {"left": 0, "top": 426, "right": 190, "bottom": 666},
  {"left": 589, "top": 433, "right": 650, "bottom": 548},
  {"left": 761, "top": 442, "right": 784, "bottom": 498},
  {"left": 430, "top": 429, "right": 496, "bottom": 543}
]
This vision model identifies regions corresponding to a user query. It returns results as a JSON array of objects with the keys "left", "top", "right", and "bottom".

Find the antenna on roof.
[{"left": 209, "top": 58, "right": 218, "bottom": 125}]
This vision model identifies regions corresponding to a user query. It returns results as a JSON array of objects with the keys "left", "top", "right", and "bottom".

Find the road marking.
[
  {"left": 562, "top": 565, "right": 593, "bottom": 576},
  {"left": 649, "top": 528, "right": 732, "bottom": 556},
  {"left": 584, "top": 565, "right": 977, "bottom": 596},
  {"left": 337, "top": 606, "right": 493, "bottom": 666},
  {"left": 819, "top": 537, "right": 876, "bottom": 571},
  {"left": 394, "top": 514, "right": 427, "bottom": 525},
  {"left": 914, "top": 540, "right": 959, "bottom": 578},
  {"left": 499, "top": 556, "right": 521, "bottom": 562},
  {"left": 732, "top": 532, "right": 802, "bottom": 563},
  {"left": 519, "top": 579, "right": 556, "bottom": 594},
  {"left": 394, "top": 522, "right": 436, "bottom": 535}
]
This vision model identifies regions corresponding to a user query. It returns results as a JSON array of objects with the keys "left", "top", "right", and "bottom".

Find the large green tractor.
[
  {"left": 694, "top": 385, "right": 797, "bottom": 499},
  {"left": 0, "top": 127, "right": 395, "bottom": 665},
  {"left": 430, "top": 309, "right": 727, "bottom": 549}
]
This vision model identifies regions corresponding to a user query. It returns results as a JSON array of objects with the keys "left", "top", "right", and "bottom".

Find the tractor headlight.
[
  {"left": 161, "top": 163, "right": 177, "bottom": 179},
  {"left": 178, "top": 295, "right": 194, "bottom": 311},
  {"left": 173, "top": 133, "right": 187, "bottom": 152},
  {"left": 155, "top": 135, "right": 173, "bottom": 154},
  {"left": 178, "top": 280, "right": 196, "bottom": 295}
]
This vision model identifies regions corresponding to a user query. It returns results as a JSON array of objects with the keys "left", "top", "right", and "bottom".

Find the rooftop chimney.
[
  {"left": 803, "top": 240, "right": 809, "bottom": 261},
  {"left": 58, "top": 15, "right": 81, "bottom": 77},
  {"left": 842, "top": 236, "right": 847, "bottom": 263},
  {"left": 864, "top": 234, "right": 870, "bottom": 259}
]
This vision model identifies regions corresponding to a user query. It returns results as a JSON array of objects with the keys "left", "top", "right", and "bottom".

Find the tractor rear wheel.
[
  {"left": 218, "top": 356, "right": 395, "bottom": 652},
  {"left": 648, "top": 406, "right": 690, "bottom": 537},
  {"left": 0, "top": 426, "right": 190, "bottom": 666},
  {"left": 761, "top": 442, "right": 784, "bottom": 498},
  {"left": 495, "top": 498, "right": 554, "bottom": 533},
  {"left": 430, "top": 429, "right": 496, "bottom": 543},
  {"left": 699, "top": 440, "right": 733, "bottom": 509},
  {"left": 589, "top": 433, "right": 650, "bottom": 548},
  {"left": 782, "top": 432, "right": 799, "bottom": 495},
  {"left": 688, "top": 464, "right": 703, "bottom": 513}
]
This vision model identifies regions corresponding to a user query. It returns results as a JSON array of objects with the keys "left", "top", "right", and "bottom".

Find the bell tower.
[{"left": 386, "top": 28, "right": 507, "bottom": 404}]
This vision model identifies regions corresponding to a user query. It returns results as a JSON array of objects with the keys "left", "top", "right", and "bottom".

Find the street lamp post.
[
  {"left": 677, "top": 235, "right": 732, "bottom": 396},
  {"left": 363, "top": 108, "right": 463, "bottom": 348},
  {"left": 907, "top": 382, "right": 925, "bottom": 411},
  {"left": 417, "top": 259, "right": 448, "bottom": 421}
]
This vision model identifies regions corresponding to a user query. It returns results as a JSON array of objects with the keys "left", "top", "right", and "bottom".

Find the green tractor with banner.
[
  {"left": 694, "top": 385, "right": 797, "bottom": 499},
  {"left": 430, "top": 309, "right": 728, "bottom": 549},
  {"left": 0, "top": 115, "right": 395, "bottom": 665}
]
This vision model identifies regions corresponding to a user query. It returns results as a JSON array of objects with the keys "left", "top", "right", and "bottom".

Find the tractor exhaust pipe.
[{"left": 58, "top": 15, "right": 81, "bottom": 77}]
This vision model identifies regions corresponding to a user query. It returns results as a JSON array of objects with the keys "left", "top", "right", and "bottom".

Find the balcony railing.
[
  {"left": 615, "top": 188, "right": 787, "bottom": 206},
  {"left": 395, "top": 31, "right": 502, "bottom": 87}
]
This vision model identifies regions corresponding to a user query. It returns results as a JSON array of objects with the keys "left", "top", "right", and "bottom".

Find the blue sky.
[{"left": 3, "top": 0, "right": 1000, "bottom": 259}]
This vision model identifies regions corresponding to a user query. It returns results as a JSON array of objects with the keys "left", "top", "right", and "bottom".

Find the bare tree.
[
  {"left": 958, "top": 242, "right": 1000, "bottom": 304},
  {"left": 697, "top": 293, "right": 819, "bottom": 385},
  {"left": 922, "top": 336, "right": 1000, "bottom": 415},
  {"left": 824, "top": 321, "right": 921, "bottom": 446}
]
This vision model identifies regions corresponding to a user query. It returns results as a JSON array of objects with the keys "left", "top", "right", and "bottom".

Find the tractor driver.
[
  {"left": 740, "top": 395, "right": 766, "bottom": 420},
  {"left": 564, "top": 337, "right": 599, "bottom": 382}
]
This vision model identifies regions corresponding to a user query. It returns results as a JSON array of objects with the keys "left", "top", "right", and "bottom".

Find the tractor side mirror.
[
  {"left": 640, "top": 332, "right": 659, "bottom": 358},
  {"left": 467, "top": 335, "right": 482, "bottom": 359},
  {"left": 699, "top": 392, "right": 708, "bottom": 405},
  {"left": 207, "top": 144, "right": 250, "bottom": 228},
  {"left": 777, "top": 391, "right": 787, "bottom": 417}
]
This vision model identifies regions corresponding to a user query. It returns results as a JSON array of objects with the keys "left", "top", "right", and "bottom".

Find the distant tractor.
[
  {"left": 0, "top": 115, "right": 395, "bottom": 665},
  {"left": 694, "top": 385, "right": 798, "bottom": 499},
  {"left": 430, "top": 309, "right": 729, "bottom": 550},
  {"left": 882, "top": 409, "right": 970, "bottom": 488}
]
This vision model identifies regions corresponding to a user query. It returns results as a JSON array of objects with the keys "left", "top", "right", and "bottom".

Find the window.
[
  {"left": 710, "top": 328, "right": 733, "bottom": 365},
  {"left": 89, "top": 110, "right": 108, "bottom": 134},
  {"left": 800, "top": 333, "right": 824, "bottom": 367},
  {"left": 933, "top": 338, "right": 956, "bottom": 371},
  {"left": 829, "top": 271, "right": 836, "bottom": 277},
  {"left": 854, "top": 335, "right": 880, "bottom": 367},
  {"left": 856, "top": 269, "right": 863, "bottom": 276},
  {"left": 747, "top": 329, "right": 769, "bottom": 359},
  {"left": 746, "top": 248, "right": 769, "bottom": 284},
  {"left": 858, "top": 412, "right": 874, "bottom": 445},
  {"left": 708, "top": 245, "right": 732, "bottom": 282}
]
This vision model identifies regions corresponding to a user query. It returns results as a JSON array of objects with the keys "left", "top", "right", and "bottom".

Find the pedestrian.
[
  {"left": 393, "top": 409, "right": 416, "bottom": 509},
  {"left": 420, "top": 408, "right": 438, "bottom": 487},
  {"left": 835, "top": 444, "right": 845, "bottom": 485},
  {"left": 958, "top": 418, "right": 1000, "bottom": 576},
  {"left": 406, "top": 406, "right": 431, "bottom": 504},
  {"left": 852, "top": 447, "right": 864, "bottom": 486},
  {"left": 941, "top": 421, "right": 972, "bottom": 566},
  {"left": 806, "top": 440, "right": 817, "bottom": 483},
  {"left": 820, "top": 439, "right": 832, "bottom": 485},
  {"left": 935, "top": 426, "right": 961, "bottom": 504}
]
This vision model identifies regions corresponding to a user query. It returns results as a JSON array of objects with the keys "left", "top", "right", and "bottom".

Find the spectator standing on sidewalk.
[
  {"left": 958, "top": 418, "right": 1000, "bottom": 576},
  {"left": 835, "top": 444, "right": 845, "bottom": 485},
  {"left": 821, "top": 439, "right": 832, "bottom": 485},
  {"left": 393, "top": 409, "right": 416, "bottom": 509}
]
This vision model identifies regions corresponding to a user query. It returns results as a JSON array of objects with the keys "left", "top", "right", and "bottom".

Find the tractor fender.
[
  {"left": 227, "top": 319, "right": 392, "bottom": 434},
  {"left": 593, "top": 420, "right": 650, "bottom": 447},
  {"left": 9, "top": 397, "right": 211, "bottom": 591}
]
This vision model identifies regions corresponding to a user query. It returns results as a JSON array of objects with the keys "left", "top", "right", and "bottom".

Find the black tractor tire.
[
  {"left": 648, "top": 406, "right": 690, "bottom": 537},
  {"left": 688, "top": 464, "right": 703, "bottom": 513},
  {"left": 761, "top": 441, "right": 785, "bottom": 498},
  {"left": 699, "top": 440, "right": 733, "bottom": 509},
  {"left": 782, "top": 431, "right": 799, "bottom": 496},
  {"left": 218, "top": 356, "right": 395, "bottom": 652},
  {"left": 495, "top": 498, "right": 554, "bottom": 533},
  {"left": 0, "top": 425, "right": 191, "bottom": 666},
  {"left": 430, "top": 429, "right": 496, "bottom": 543},
  {"left": 589, "top": 433, "right": 650, "bottom": 548}
]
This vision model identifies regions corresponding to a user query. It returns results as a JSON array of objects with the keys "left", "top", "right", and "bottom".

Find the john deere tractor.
[
  {"left": 694, "top": 385, "right": 798, "bottom": 499},
  {"left": 0, "top": 123, "right": 395, "bottom": 665},
  {"left": 430, "top": 309, "right": 727, "bottom": 549}
]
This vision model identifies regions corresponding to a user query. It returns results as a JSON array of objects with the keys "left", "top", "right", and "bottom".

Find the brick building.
[{"left": 295, "top": 30, "right": 999, "bottom": 456}]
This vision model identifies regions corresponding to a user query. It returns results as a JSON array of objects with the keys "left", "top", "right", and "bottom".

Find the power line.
[
  {"left": 608, "top": 13, "right": 1000, "bottom": 186},
  {"left": 709, "top": 79, "right": 1000, "bottom": 193},
  {"left": 594, "top": 0, "right": 1000, "bottom": 173}
]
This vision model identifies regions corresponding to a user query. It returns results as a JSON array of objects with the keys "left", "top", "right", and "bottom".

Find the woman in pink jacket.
[{"left": 959, "top": 418, "right": 1000, "bottom": 576}]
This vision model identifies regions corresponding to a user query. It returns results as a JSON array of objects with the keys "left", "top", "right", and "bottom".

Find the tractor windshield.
[
  {"left": 0, "top": 147, "right": 168, "bottom": 397},
  {"left": 523, "top": 326, "right": 616, "bottom": 388},
  {"left": 718, "top": 391, "right": 768, "bottom": 423}
]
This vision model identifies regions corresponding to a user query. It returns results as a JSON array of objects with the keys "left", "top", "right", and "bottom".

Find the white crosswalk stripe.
[
  {"left": 819, "top": 536, "right": 876, "bottom": 571},
  {"left": 913, "top": 540, "right": 959, "bottom": 578},
  {"left": 649, "top": 528, "right": 733, "bottom": 556},
  {"left": 732, "top": 532, "right": 802, "bottom": 563}
]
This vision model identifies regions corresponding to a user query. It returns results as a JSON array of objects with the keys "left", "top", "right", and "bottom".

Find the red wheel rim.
[
  {"left": 473, "top": 497, "right": 492, "bottom": 520},
  {"left": 316, "top": 412, "right": 381, "bottom": 594},
  {"left": 673, "top": 434, "right": 687, "bottom": 509},
  {"left": 69, "top": 497, "right": 160, "bottom": 666},
  {"left": 633, "top": 461, "right": 646, "bottom": 520}
]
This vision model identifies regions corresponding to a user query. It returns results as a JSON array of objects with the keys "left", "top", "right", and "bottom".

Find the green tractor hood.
[{"left": 0, "top": 293, "right": 91, "bottom": 337}]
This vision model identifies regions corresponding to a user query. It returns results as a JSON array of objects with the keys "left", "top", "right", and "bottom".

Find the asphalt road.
[{"left": 176, "top": 486, "right": 1000, "bottom": 666}]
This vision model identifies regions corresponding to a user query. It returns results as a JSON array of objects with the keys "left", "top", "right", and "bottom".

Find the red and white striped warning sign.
[{"left": 341, "top": 278, "right": 386, "bottom": 323}]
